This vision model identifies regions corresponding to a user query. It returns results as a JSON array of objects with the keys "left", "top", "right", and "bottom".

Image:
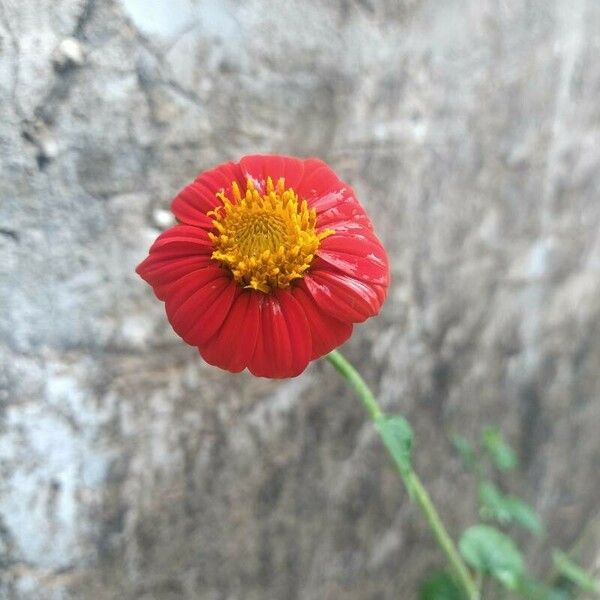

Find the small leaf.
[
  {"left": 552, "top": 550, "right": 599, "bottom": 593},
  {"left": 419, "top": 571, "right": 465, "bottom": 600},
  {"left": 482, "top": 426, "right": 517, "bottom": 472},
  {"left": 451, "top": 434, "right": 477, "bottom": 472},
  {"left": 459, "top": 525, "right": 524, "bottom": 590},
  {"left": 478, "top": 481, "right": 544, "bottom": 536},
  {"left": 375, "top": 415, "right": 414, "bottom": 492},
  {"left": 517, "top": 576, "right": 570, "bottom": 600},
  {"left": 503, "top": 496, "right": 544, "bottom": 536},
  {"left": 479, "top": 481, "right": 512, "bottom": 522}
]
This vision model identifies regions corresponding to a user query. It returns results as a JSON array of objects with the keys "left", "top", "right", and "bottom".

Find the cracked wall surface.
[{"left": 1, "top": 0, "right": 600, "bottom": 598}]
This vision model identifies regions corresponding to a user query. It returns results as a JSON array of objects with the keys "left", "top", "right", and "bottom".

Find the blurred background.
[{"left": 1, "top": 0, "right": 600, "bottom": 598}]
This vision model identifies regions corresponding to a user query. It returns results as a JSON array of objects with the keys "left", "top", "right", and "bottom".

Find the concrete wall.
[{"left": 1, "top": 0, "right": 599, "bottom": 598}]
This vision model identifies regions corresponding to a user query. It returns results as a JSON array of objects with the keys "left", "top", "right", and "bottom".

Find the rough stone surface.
[{"left": 1, "top": 0, "right": 600, "bottom": 598}]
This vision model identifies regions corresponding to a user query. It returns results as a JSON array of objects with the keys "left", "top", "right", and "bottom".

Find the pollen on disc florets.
[{"left": 208, "top": 177, "right": 333, "bottom": 293}]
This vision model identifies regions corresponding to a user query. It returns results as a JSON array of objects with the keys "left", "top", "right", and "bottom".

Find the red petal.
[
  {"left": 197, "top": 161, "right": 244, "bottom": 191},
  {"left": 200, "top": 291, "right": 261, "bottom": 373},
  {"left": 136, "top": 225, "right": 218, "bottom": 299},
  {"left": 292, "top": 285, "right": 352, "bottom": 359},
  {"left": 248, "top": 291, "right": 311, "bottom": 378},
  {"left": 316, "top": 197, "right": 372, "bottom": 231},
  {"left": 276, "top": 290, "right": 313, "bottom": 373},
  {"left": 171, "top": 182, "right": 218, "bottom": 227},
  {"left": 239, "top": 155, "right": 305, "bottom": 192},
  {"left": 149, "top": 225, "right": 214, "bottom": 254},
  {"left": 297, "top": 160, "right": 347, "bottom": 208},
  {"left": 171, "top": 162, "right": 243, "bottom": 225},
  {"left": 171, "top": 277, "right": 238, "bottom": 347},
  {"left": 163, "top": 267, "right": 227, "bottom": 339},
  {"left": 137, "top": 254, "right": 214, "bottom": 300},
  {"left": 301, "top": 269, "right": 386, "bottom": 323},
  {"left": 299, "top": 158, "right": 330, "bottom": 184},
  {"left": 279, "top": 156, "right": 305, "bottom": 189},
  {"left": 317, "top": 234, "right": 389, "bottom": 286}
]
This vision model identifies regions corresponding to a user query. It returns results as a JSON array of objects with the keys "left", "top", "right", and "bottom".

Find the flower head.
[{"left": 136, "top": 155, "right": 389, "bottom": 378}]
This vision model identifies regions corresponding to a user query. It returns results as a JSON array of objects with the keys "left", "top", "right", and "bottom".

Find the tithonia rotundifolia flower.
[{"left": 136, "top": 155, "right": 389, "bottom": 378}]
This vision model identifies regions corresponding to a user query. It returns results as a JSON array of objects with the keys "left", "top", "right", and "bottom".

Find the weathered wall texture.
[{"left": 1, "top": 0, "right": 599, "bottom": 598}]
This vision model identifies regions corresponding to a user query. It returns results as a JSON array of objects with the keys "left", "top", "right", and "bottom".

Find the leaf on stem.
[
  {"left": 481, "top": 426, "right": 517, "bottom": 472},
  {"left": 451, "top": 434, "right": 477, "bottom": 473},
  {"left": 459, "top": 524, "right": 524, "bottom": 590},
  {"left": 419, "top": 571, "right": 466, "bottom": 600},
  {"left": 375, "top": 414, "right": 414, "bottom": 492},
  {"left": 516, "top": 576, "right": 569, "bottom": 600},
  {"left": 478, "top": 481, "right": 544, "bottom": 536},
  {"left": 552, "top": 550, "right": 600, "bottom": 593}
]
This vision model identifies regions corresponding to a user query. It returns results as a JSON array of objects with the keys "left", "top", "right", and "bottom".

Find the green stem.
[
  {"left": 326, "top": 348, "right": 383, "bottom": 421},
  {"left": 408, "top": 473, "right": 478, "bottom": 599},
  {"left": 326, "top": 349, "right": 479, "bottom": 600}
]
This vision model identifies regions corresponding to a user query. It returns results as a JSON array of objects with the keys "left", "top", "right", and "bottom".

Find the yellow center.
[{"left": 208, "top": 177, "right": 333, "bottom": 293}]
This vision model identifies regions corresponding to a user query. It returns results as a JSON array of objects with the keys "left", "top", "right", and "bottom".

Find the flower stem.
[{"left": 326, "top": 349, "right": 479, "bottom": 600}]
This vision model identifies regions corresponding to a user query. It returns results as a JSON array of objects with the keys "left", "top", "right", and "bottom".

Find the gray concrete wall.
[{"left": 1, "top": 0, "right": 599, "bottom": 598}]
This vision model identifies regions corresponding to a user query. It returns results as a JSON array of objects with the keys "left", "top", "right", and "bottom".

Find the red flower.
[{"left": 136, "top": 155, "right": 389, "bottom": 378}]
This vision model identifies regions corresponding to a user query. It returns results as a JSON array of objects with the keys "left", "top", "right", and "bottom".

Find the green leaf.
[
  {"left": 459, "top": 525, "right": 524, "bottom": 590},
  {"left": 478, "top": 481, "right": 544, "bottom": 536},
  {"left": 503, "top": 496, "right": 544, "bottom": 536},
  {"left": 451, "top": 434, "right": 477, "bottom": 472},
  {"left": 517, "top": 576, "right": 570, "bottom": 600},
  {"left": 419, "top": 571, "right": 465, "bottom": 600},
  {"left": 482, "top": 426, "right": 517, "bottom": 472},
  {"left": 375, "top": 414, "right": 414, "bottom": 491},
  {"left": 552, "top": 550, "right": 599, "bottom": 593},
  {"left": 479, "top": 481, "right": 511, "bottom": 522}
]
